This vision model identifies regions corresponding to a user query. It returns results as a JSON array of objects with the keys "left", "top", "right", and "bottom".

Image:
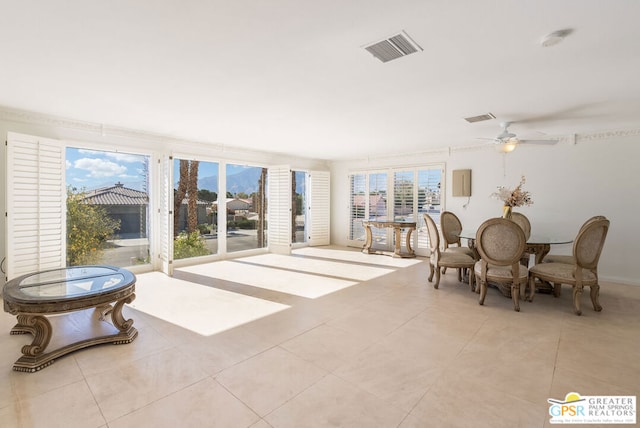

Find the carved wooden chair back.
[
  {"left": 475, "top": 218, "right": 526, "bottom": 268},
  {"left": 423, "top": 213, "right": 441, "bottom": 256},
  {"left": 573, "top": 217, "right": 610, "bottom": 271},
  {"left": 440, "top": 211, "right": 463, "bottom": 250},
  {"left": 509, "top": 212, "right": 531, "bottom": 241}
]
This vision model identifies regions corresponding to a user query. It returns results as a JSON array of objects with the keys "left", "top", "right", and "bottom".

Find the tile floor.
[{"left": 1, "top": 246, "right": 639, "bottom": 427}]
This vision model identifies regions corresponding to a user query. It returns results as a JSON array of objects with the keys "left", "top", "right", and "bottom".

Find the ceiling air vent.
[
  {"left": 364, "top": 31, "right": 423, "bottom": 63},
  {"left": 464, "top": 113, "right": 496, "bottom": 123}
]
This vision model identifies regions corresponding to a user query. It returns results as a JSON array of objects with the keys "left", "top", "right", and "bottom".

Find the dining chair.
[
  {"left": 440, "top": 211, "right": 476, "bottom": 257},
  {"left": 542, "top": 215, "right": 607, "bottom": 265},
  {"left": 440, "top": 211, "right": 477, "bottom": 280},
  {"left": 528, "top": 217, "right": 609, "bottom": 315},
  {"left": 509, "top": 212, "right": 531, "bottom": 240},
  {"left": 474, "top": 218, "right": 528, "bottom": 312},
  {"left": 509, "top": 211, "right": 532, "bottom": 267},
  {"left": 423, "top": 213, "right": 476, "bottom": 290}
]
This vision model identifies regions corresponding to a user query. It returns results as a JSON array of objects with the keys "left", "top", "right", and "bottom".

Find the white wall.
[
  {"left": 330, "top": 132, "right": 640, "bottom": 285},
  {"left": 2, "top": 107, "right": 638, "bottom": 286}
]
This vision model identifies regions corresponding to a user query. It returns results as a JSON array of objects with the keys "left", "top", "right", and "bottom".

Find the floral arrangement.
[{"left": 491, "top": 176, "right": 533, "bottom": 207}]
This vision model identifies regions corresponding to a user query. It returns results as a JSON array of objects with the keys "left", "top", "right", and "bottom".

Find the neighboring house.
[
  {"left": 175, "top": 192, "right": 210, "bottom": 232},
  {"left": 352, "top": 194, "right": 387, "bottom": 218},
  {"left": 211, "top": 198, "right": 252, "bottom": 214},
  {"left": 81, "top": 182, "right": 149, "bottom": 238}
]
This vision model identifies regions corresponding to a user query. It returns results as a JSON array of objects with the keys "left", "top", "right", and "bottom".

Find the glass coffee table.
[{"left": 3, "top": 265, "right": 137, "bottom": 372}]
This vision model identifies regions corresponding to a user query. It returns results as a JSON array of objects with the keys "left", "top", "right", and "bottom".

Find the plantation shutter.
[
  {"left": 393, "top": 170, "right": 415, "bottom": 254},
  {"left": 268, "top": 165, "right": 291, "bottom": 254},
  {"left": 416, "top": 167, "right": 443, "bottom": 256},
  {"left": 347, "top": 173, "right": 366, "bottom": 245},
  {"left": 5, "top": 132, "right": 65, "bottom": 281},
  {"left": 308, "top": 170, "right": 330, "bottom": 246},
  {"left": 159, "top": 155, "right": 174, "bottom": 275}
]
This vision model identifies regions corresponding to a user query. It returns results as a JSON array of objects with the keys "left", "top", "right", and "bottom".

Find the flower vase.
[{"left": 502, "top": 205, "right": 513, "bottom": 219}]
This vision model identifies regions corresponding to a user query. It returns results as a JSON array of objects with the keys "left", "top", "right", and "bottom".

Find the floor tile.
[
  {"left": 9, "top": 380, "right": 105, "bottom": 428},
  {"left": 108, "top": 377, "right": 259, "bottom": 428},
  {"left": 216, "top": 346, "right": 327, "bottom": 416},
  {"left": 265, "top": 374, "right": 407, "bottom": 428},
  {"left": 85, "top": 347, "right": 208, "bottom": 421}
]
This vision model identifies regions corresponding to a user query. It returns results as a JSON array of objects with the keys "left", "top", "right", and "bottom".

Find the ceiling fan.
[{"left": 489, "top": 122, "right": 558, "bottom": 153}]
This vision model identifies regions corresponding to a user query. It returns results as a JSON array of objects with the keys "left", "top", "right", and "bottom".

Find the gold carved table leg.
[
  {"left": 404, "top": 227, "right": 415, "bottom": 257},
  {"left": 362, "top": 222, "right": 374, "bottom": 254},
  {"left": 10, "top": 295, "right": 138, "bottom": 372},
  {"left": 393, "top": 226, "right": 402, "bottom": 257}
]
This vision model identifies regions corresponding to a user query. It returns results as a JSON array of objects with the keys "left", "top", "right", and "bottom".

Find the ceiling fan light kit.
[
  {"left": 484, "top": 121, "right": 558, "bottom": 153},
  {"left": 495, "top": 140, "right": 518, "bottom": 153}
]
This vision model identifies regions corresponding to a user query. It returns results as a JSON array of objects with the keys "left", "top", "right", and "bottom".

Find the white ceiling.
[{"left": 1, "top": 1, "right": 639, "bottom": 161}]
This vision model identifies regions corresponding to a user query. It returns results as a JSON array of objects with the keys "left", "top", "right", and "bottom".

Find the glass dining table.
[
  {"left": 456, "top": 229, "right": 573, "bottom": 299},
  {"left": 457, "top": 229, "right": 573, "bottom": 265}
]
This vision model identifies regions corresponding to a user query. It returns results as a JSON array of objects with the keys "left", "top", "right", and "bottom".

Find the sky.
[
  {"left": 66, "top": 147, "right": 149, "bottom": 191},
  {"left": 66, "top": 147, "right": 263, "bottom": 192}
]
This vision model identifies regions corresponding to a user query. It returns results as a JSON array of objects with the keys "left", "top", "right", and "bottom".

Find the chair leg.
[
  {"left": 511, "top": 282, "right": 521, "bottom": 312},
  {"left": 527, "top": 276, "right": 536, "bottom": 302},
  {"left": 457, "top": 268, "right": 462, "bottom": 282},
  {"left": 553, "top": 283, "right": 562, "bottom": 297},
  {"left": 433, "top": 266, "right": 441, "bottom": 289},
  {"left": 468, "top": 269, "right": 475, "bottom": 292},
  {"left": 572, "top": 284, "right": 584, "bottom": 316},
  {"left": 428, "top": 263, "right": 435, "bottom": 283},
  {"left": 479, "top": 280, "right": 487, "bottom": 305},
  {"left": 590, "top": 284, "right": 603, "bottom": 312}
]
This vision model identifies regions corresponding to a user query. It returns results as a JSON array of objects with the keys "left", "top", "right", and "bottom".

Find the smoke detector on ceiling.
[{"left": 364, "top": 30, "right": 423, "bottom": 63}]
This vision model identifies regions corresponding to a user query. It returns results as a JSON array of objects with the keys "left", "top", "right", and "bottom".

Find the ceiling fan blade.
[{"left": 519, "top": 139, "right": 558, "bottom": 145}]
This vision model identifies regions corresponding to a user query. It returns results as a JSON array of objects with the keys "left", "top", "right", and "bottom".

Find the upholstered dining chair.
[
  {"left": 441, "top": 211, "right": 476, "bottom": 257},
  {"left": 440, "top": 210, "right": 477, "bottom": 280},
  {"left": 542, "top": 215, "right": 607, "bottom": 266},
  {"left": 423, "top": 213, "right": 476, "bottom": 290},
  {"left": 509, "top": 211, "right": 532, "bottom": 267},
  {"left": 509, "top": 212, "right": 531, "bottom": 240},
  {"left": 528, "top": 217, "right": 610, "bottom": 315},
  {"left": 474, "top": 218, "right": 528, "bottom": 312}
]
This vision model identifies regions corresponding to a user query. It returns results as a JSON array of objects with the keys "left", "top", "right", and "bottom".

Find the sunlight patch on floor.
[
  {"left": 293, "top": 247, "right": 423, "bottom": 267},
  {"left": 235, "top": 253, "right": 395, "bottom": 281},
  {"left": 131, "top": 272, "right": 290, "bottom": 336},
  {"left": 178, "top": 260, "right": 358, "bottom": 299}
]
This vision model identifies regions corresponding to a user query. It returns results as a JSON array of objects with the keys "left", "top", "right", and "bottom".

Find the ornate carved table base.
[
  {"left": 362, "top": 221, "right": 416, "bottom": 258},
  {"left": 10, "top": 295, "right": 138, "bottom": 372}
]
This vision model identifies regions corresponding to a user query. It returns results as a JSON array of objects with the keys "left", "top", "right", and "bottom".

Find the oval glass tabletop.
[
  {"left": 4, "top": 266, "right": 133, "bottom": 302},
  {"left": 457, "top": 229, "right": 573, "bottom": 245}
]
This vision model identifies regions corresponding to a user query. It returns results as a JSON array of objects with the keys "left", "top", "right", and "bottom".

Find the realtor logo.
[{"left": 548, "top": 392, "right": 636, "bottom": 424}]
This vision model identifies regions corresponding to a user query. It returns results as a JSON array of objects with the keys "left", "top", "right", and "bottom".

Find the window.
[
  {"left": 417, "top": 168, "right": 442, "bottom": 252},
  {"left": 348, "top": 166, "right": 443, "bottom": 256},
  {"left": 66, "top": 147, "right": 151, "bottom": 267},
  {"left": 172, "top": 158, "right": 219, "bottom": 260},
  {"left": 292, "top": 170, "right": 308, "bottom": 244},
  {"left": 226, "top": 164, "right": 268, "bottom": 253},
  {"left": 349, "top": 173, "right": 366, "bottom": 241}
]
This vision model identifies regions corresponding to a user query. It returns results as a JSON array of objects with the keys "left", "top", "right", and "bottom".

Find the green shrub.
[
  {"left": 229, "top": 218, "right": 256, "bottom": 230},
  {"left": 67, "top": 189, "right": 121, "bottom": 266},
  {"left": 174, "top": 231, "right": 211, "bottom": 259}
]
